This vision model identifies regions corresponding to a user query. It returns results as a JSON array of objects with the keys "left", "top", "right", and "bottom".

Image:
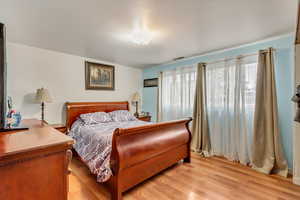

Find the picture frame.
[
  {"left": 144, "top": 78, "right": 158, "bottom": 87},
  {"left": 85, "top": 61, "right": 115, "bottom": 90}
]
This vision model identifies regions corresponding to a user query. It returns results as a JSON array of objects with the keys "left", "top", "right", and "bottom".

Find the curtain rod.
[
  {"left": 206, "top": 52, "right": 257, "bottom": 65},
  {"left": 205, "top": 48, "right": 276, "bottom": 66},
  {"left": 159, "top": 48, "right": 276, "bottom": 73}
]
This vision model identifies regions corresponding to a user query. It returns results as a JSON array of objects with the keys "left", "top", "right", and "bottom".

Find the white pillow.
[
  {"left": 80, "top": 112, "right": 112, "bottom": 124},
  {"left": 109, "top": 110, "right": 137, "bottom": 122}
]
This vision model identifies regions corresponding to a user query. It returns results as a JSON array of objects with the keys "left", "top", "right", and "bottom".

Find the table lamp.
[
  {"left": 35, "top": 88, "right": 52, "bottom": 122},
  {"left": 132, "top": 92, "right": 140, "bottom": 117}
]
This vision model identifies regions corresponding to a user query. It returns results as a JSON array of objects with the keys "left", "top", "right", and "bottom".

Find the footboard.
[{"left": 108, "top": 118, "right": 192, "bottom": 200}]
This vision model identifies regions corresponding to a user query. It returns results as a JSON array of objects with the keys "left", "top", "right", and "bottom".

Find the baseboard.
[
  {"left": 288, "top": 168, "right": 300, "bottom": 185},
  {"left": 293, "top": 176, "right": 300, "bottom": 185}
]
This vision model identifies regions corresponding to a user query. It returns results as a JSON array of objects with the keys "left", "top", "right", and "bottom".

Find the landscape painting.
[{"left": 85, "top": 61, "right": 115, "bottom": 90}]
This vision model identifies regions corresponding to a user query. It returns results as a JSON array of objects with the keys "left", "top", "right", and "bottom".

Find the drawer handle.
[{"left": 66, "top": 150, "right": 73, "bottom": 175}]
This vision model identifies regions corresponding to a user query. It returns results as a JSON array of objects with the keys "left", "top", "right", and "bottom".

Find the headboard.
[{"left": 65, "top": 101, "right": 129, "bottom": 131}]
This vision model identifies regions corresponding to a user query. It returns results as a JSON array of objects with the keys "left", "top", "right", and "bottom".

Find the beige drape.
[
  {"left": 252, "top": 48, "right": 288, "bottom": 177},
  {"left": 191, "top": 63, "right": 211, "bottom": 156}
]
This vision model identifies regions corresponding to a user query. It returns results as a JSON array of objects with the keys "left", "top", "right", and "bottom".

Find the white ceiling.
[{"left": 0, "top": 0, "right": 298, "bottom": 68}]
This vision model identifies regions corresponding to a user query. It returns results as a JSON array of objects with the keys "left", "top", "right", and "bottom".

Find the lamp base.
[
  {"left": 134, "top": 112, "right": 139, "bottom": 118},
  {"left": 134, "top": 101, "right": 139, "bottom": 117},
  {"left": 41, "top": 102, "right": 45, "bottom": 122}
]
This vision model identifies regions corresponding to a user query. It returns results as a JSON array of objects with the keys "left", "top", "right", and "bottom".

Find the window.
[
  {"left": 159, "top": 55, "right": 258, "bottom": 164},
  {"left": 206, "top": 55, "right": 258, "bottom": 164},
  {"left": 159, "top": 66, "right": 196, "bottom": 121}
]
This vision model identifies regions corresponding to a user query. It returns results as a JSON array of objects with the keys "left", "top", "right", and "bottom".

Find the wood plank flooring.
[{"left": 68, "top": 153, "right": 300, "bottom": 200}]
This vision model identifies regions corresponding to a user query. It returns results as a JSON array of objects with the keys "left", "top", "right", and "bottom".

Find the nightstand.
[
  {"left": 48, "top": 124, "right": 67, "bottom": 134},
  {"left": 42, "top": 121, "right": 67, "bottom": 134},
  {"left": 137, "top": 115, "right": 152, "bottom": 122}
]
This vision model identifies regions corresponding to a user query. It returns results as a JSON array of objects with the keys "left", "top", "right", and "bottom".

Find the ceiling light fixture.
[{"left": 130, "top": 19, "right": 154, "bottom": 45}]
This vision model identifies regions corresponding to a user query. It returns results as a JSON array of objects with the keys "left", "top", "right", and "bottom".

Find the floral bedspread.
[{"left": 68, "top": 119, "right": 149, "bottom": 182}]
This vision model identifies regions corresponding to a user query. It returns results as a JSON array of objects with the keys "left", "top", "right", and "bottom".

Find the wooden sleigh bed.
[{"left": 66, "top": 101, "right": 192, "bottom": 200}]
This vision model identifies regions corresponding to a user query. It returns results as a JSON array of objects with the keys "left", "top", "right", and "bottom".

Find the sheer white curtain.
[
  {"left": 206, "top": 55, "right": 258, "bottom": 164},
  {"left": 159, "top": 66, "right": 196, "bottom": 121}
]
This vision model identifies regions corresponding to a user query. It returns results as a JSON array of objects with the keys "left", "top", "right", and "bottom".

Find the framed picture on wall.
[{"left": 85, "top": 61, "right": 115, "bottom": 90}]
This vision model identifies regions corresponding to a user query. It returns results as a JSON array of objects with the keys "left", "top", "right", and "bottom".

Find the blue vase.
[{"left": 12, "top": 112, "right": 22, "bottom": 127}]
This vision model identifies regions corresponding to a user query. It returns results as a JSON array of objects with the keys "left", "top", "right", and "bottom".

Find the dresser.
[{"left": 0, "top": 125, "right": 74, "bottom": 200}]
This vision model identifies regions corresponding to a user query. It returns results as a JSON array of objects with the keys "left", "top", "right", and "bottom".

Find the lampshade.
[
  {"left": 35, "top": 88, "right": 52, "bottom": 103},
  {"left": 132, "top": 92, "right": 140, "bottom": 102}
]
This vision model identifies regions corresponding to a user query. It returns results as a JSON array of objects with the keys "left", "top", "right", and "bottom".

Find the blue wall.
[{"left": 142, "top": 34, "right": 295, "bottom": 169}]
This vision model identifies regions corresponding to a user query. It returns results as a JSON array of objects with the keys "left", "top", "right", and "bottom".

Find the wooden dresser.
[{"left": 0, "top": 126, "right": 74, "bottom": 200}]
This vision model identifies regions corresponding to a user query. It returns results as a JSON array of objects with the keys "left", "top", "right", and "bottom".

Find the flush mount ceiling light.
[{"left": 130, "top": 19, "right": 154, "bottom": 45}]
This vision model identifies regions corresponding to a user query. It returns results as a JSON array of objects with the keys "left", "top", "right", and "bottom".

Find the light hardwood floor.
[{"left": 68, "top": 153, "right": 300, "bottom": 200}]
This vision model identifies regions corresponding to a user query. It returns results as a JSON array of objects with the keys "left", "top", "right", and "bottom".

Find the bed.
[{"left": 66, "top": 101, "right": 192, "bottom": 200}]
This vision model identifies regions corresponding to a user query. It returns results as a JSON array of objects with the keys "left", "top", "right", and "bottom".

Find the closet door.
[{"left": 294, "top": 3, "right": 300, "bottom": 185}]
